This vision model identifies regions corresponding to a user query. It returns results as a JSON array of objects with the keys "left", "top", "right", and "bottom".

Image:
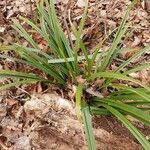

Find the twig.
[
  {"left": 145, "top": 0, "right": 150, "bottom": 13},
  {"left": 63, "top": 1, "right": 74, "bottom": 50},
  {"left": 29, "top": 0, "right": 33, "bottom": 18}
]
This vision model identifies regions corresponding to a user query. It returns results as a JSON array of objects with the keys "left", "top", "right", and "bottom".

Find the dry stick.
[
  {"left": 5, "top": 0, "right": 7, "bottom": 10},
  {"left": 145, "top": 0, "right": 150, "bottom": 13},
  {"left": 29, "top": 0, "right": 33, "bottom": 18},
  {"left": 63, "top": 1, "right": 74, "bottom": 50}
]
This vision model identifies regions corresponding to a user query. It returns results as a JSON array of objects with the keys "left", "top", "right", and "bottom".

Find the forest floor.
[{"left": 0, "top": 0, "right": 150, "bottom": 149}]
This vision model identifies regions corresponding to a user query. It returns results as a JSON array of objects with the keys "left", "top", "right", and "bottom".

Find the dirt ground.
[{"left": 0, "top": 0, "right": 150, "bottom": 149}]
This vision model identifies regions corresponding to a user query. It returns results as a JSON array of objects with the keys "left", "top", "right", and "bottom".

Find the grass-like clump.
[{"left": 0, "top": 0, "right": 150, "bottom": 149}]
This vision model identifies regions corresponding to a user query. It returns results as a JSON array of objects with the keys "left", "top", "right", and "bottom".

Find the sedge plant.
[{"left": 0, "top": 0, "right": 150, "bottom": 149}]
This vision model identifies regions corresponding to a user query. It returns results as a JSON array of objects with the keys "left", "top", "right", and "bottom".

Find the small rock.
[{"left": 15, "top": 136, "right": 31, "bottom": 150}]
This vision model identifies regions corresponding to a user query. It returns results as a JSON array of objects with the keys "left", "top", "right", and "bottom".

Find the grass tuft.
[{"left": 0, "top": 0, "right": 150, "bottom": 149}]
